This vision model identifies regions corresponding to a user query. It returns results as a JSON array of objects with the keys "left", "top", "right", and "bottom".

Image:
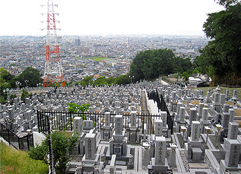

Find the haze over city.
[{"left": 1, "top": 0, "right": 224, "bottom": 36}]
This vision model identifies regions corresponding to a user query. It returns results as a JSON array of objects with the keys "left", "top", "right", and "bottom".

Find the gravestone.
[
  {"left": 202, "top": 108, "right": 209, "bottom": 124},
  {"left": 198, "top": 103, "right": 204, "bottom": 120},
  {"left": 177, "top": 107, "right": 186, "bottom": 132},
  {"left": 218, "top": 139, "right": 241, "bottom": 174},
  {"left": 161, "top": 111, "right": 167, "bottom": 127},
  {"left": 142, "top": 142, "right": 150, "bottom": 169},
  {"left": 186, "top": 97, "right": 191, "bottom": 107},
  {"left": 115, "top": 115, "right": 123, "bottom": 135},
  {"left": 224, "top": 140, "right": 241, "bottom": 167},
  {"left": 155, "top": 119, "right": 163, "bottom": 136},
  {"left": 155, "top": 136, "right": 166, "bottom": 165},
  {"left": 227, "top": 122, "right": 239, "bottom": 140},
  {"left": 201, "top": 108, "right": 209, "bottom": 133},
  {"left": 225, "top": 90, "right": 230, "bottom": 101},
  {"left": 169, "top": 144, "right": 177, "bottom": 167},
  {"left": 73, "top": 117, "right": 83, "bottom": 135},
  {"left": 101, "top": 112, "right": 112, "bottom": 140},
  {"left": 191, "top": 121, "right": 201, "bottom": 141},
  {"left": 8, "top": 108, "right": 14, "bottom": 120},
  {"left": 130, "top": 111, "right": 136, "bottom": 127},
  {"left": 149, "top": 136, "right": 168, "bottom": 174},
  {"left": 83, "top": 120, "right": 93, "bottom": 130},
  {"left": 85, "top": 132, "right": 96, "bottom": 160},
  {"left": 220, "top": 94, "right": 225, "bottom": 106},
  {"left": 189, "top": 108, "right": 197, "bottom": 124},
  {"left": 186, "top": 121, "right": 204, "bottom": 163},
  {"left": 222, "top": 112, "right": 230, "bottom": 131},
  {"left": 81, "top": 131, "right": 99, "bottom": 173},
  {"left": 229, "top": 109, "right": 235, "bottom": 122}
]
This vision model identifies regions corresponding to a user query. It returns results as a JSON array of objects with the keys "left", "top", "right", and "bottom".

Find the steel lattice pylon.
[{"left": 43, "top": 0, "right": 65, "bottom": 87}]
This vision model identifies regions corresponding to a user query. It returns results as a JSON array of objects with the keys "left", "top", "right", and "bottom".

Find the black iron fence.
[
  {"left": 148, "top": 89, "right": 174, "bottom": 134},
  {"left": 0, "top": 122, "right": 34, "bottom": 151},
  {"left": 37, "top": 110, "right": 164, "bottom": 134}
]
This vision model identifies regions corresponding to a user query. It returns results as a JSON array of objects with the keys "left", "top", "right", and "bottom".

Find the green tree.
[
  {"left": 28, "top": 143, "right": 48, "bottom": 164},
  {"left": 129, "top": 49, "right": 192, "bottom": 82},
  {"left": 114, "top": 75, "right": 130, "bottom": 85},
  {"left": 28, "top": 131, "right": 79, "bottom": 174},
  {"left": 21, "top": 88, "right": 30, "bottom": 100},
  {"left": 67, "top": 103, "right": 90, "bottom": 123},
  {"left": 67, "top": 103, "right": 90, "bottom": 115},
  {"left": 80, "top": 76, "right": 93, "bottom": 87},
  {"left": 215, "top": 0, "right": 239, "bottom": 7},
  {"left": 0, "top": 68, "right": 16, "bottom": 100},
  {"left": 182, "top": 72, "right": 189, "bottom": 82},
  {"left": 17, "top": 67, "right": 43, "bottom": 87},
  {"left": 199, "top": 3, "right": 241, "bottom": 79},
  {"left": 174, "top": 72, "right": 182, "bottom": 82},
  {"left": 93, "top": 76, "right": 108, "bottom": 86}
]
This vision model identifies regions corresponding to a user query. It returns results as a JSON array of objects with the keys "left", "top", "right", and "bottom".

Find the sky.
[{"left": 0, "top": 0, "right": 225, "bottom": 36}]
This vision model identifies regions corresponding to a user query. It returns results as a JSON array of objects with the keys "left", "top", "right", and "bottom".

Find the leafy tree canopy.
[
  {"left": 80, "top": 76, "right": 93, "bottom": 87},
  {"left": 0, "top": 68, "right": 16, "bottom": 90},
  {"left": 199, "top": 3, "right": 241, "bottom": 78},
  {"left": 28, "top": 131, "right": 79, "bottom": 174},
  {"left": 17, "top": 67, "right": 43, "bottom": 87},
  {"left": 215, "top": 0, "right": 240, "bottom": 7},
  {"left": 129, "top": 49, "right": 193, "bottom": 82},
  {"left": 114, "top": 75, "right": 130, "bottom": 85}
]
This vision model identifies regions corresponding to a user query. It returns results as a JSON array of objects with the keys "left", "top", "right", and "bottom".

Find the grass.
[
  {"left": 0, "top": 142, "right": 48, "bottom": 174},
  {"left": 79, "top": 56, "right": 110, "bottom": 62},
  {"left": 191, "top": 86, "right": 241, "bottom": 100},
  {"left": 162, "top": 77, "right": 173, "bottom": 84}
]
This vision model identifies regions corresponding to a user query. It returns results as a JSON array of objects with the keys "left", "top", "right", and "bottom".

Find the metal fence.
[
  {"left": 0, "top": 122, "right": 34, "bottom": 151},
  {"left": 37, "top": 110, "right": 164, "bottom": 134},
  {"left": 37, "top": 91, "right": 173, "bottom": 134},
  {"left": 148, "top": 90, "right": 174, "bottom": 134}
]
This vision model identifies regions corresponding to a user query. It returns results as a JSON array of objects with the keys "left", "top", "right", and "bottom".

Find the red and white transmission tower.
[{"left": 42, "top": 0, "right": 65, "bottom": 87}]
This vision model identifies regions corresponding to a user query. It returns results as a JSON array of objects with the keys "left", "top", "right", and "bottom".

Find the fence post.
[
  {"left": 27, "top": 133, "right": 29, "bottom": 151},
  {"left": 18, "top": 137, "right": 20, "bottom": 150},
  {"left": 8, "top": 129, "right": 10, "bottom": 146}
]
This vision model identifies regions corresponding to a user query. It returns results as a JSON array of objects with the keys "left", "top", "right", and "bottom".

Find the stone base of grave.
[
  {"left": 213, "top": 103, "right": 221, "bottom": 113},
  {"left": 148, "top": 158, "right": 168, "bottom": 174},
  {"left": 126, "top": 127, "right": 140, "bottom": 144},
  {"left": 176, "top": 121, "right": 186, "bottom": 132},
  {"left": 81, "top": 154, "right": 100, "bottom": 173},
  {"left": 162, "top": 125, "right": 169, "bottom": 138},
  {"left": 219, "top": 144, "right": 226, "bottom": 160},
  {"left": 185, "top": 137, "right": 205, "bottom": 163},
  {"left": 215, "top": 160, "right": 241, "bottom": 174},
  {"left": 101, "top": 126, "right": 112, "bottom": 140},
  {"left": 192, "top": 148, "right": 202, "bottom": 162},
  {"left": 105, "top": 145, "right": 132, "bottom": 161},
  {"left": 112, "top": 131, "right": 125, "bottom": 143},
  {"left": 200, "top": 120, "right": 209, "bottom": 133}
]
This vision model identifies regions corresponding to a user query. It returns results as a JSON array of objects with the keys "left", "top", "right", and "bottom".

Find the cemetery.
[{"left": 1, "top": 81, "right": 241, "bottom": 174}]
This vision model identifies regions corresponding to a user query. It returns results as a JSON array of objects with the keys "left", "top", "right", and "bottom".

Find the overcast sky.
[{"left": 0, "top": 0, "right": 225, "bottom": 36}]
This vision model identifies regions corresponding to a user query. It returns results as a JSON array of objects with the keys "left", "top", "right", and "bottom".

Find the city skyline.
[{"left": 1, "top": 0, "right": 224, "bottom": 36}]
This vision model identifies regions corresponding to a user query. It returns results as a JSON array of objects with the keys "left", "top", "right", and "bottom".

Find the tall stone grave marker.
[
  {"left": 130, "top": 111, "right": 136, "bottom": 128},
  {"left": 149, "top": 136, "right": 168, "bottom": 174},
  {"left": 155, "top": 136, "right": 166, "bottom": 165},
  {"left": 227, "top": 122, "right": 239, "bottom": 140},
  {"left": 191, "top": 121, "right": 201, "bottom": 141},
  {"left": 85, "top": 132, "right": 96, "bottom": 160},
  {"left": 73, "top": 117, "right": 83, "bottom": 135},
  {"left": 155, "top": 119, "right": 163, "bottom": 137},
  {"left": 115, "top": 115, "right": 123, "bottom": 135}
]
